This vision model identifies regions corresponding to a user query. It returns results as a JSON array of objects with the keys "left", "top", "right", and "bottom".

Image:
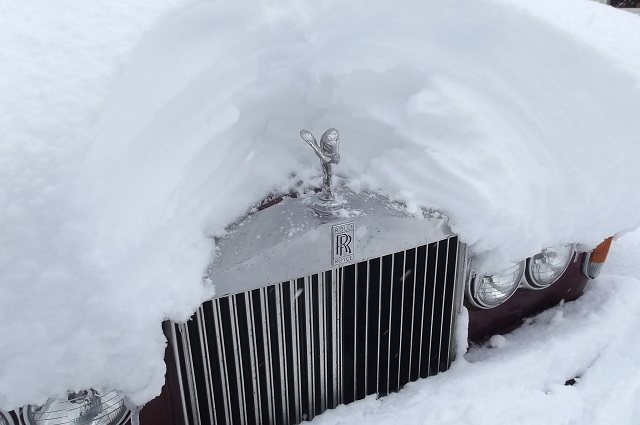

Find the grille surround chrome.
[
  {"left": 171, "top": 236, "right": 466, "bottom": 425},
  {"left": 207, "top": 191, "right": 454, "bottom": 299}
]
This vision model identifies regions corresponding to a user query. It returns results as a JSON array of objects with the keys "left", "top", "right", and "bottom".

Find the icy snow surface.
[{"left": 2, "top": 0, "right": 640, "bottom": 411}]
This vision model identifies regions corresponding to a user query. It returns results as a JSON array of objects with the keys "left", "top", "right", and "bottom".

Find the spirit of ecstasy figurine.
[{"left": 300, "top": 128, "right": 343, "bottom": 215}]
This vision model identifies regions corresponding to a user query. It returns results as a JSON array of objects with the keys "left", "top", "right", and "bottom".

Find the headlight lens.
[
  {"left": 523, "top": 244, "right": 575, "bottom": 289},
  {"left": 24, "top": 389, "right": 129, "bottom": 425},
  {"left": 466, "top": 261, "right": 525, "bottom": 309}
]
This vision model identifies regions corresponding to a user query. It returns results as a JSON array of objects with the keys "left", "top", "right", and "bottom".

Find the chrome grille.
[{"left": 170, "top": 236, "right": 463, "bottom": 425}]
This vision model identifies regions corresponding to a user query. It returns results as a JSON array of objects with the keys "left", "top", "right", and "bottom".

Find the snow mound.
[{"left": 2, "top": 0, "right": 640, "bottom": 410}]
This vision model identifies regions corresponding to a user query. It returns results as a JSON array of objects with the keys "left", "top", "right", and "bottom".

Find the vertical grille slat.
[
  {"left": 330, "top": 270, "right": 339, "bottom": 409},
  {"left": 168, "top": 324, "right": 191, "bottom": 425},
  {"left": 385, "top": 253, "right": 395, "bottom": 396},
  {"left": 211, "top": 301, "right": 231, "bottom": 424},
  {"left": 244, "top": 291, "right": 261, "bottom": 425},
  {"left": 302, "top": 276, "right": 315, "bottom": 421},
  {"left": 174, "top": 236, "right": 462, "bottom": 425},
  {"left": 288, "top": 279, "right": 302, "bottom": 425},
  {"left": 410, "top": 245, "right": 427, "bottom": 382},
  {"left": 398, "top": 248, "right": 416, "bottom": 389},
  {"left": 432, "top": 238, "right": 449, "bottom": 375},
  {"left": 423, "top": 240, "right": 439, "bottom": 378},
  {"left": 179, "top": 323, "right": 202, "bottom": 425},
  {"left": 355, "top": 261, "right": 368, "bottom": 402},
  {"left": 396, "top": 251, "right": 406, "bottom": 392},
  {"left": 375, "top": 256, "right": 384, "bottom": 396},
  {"left": 257, "top": 287, "right": 275, "bottom": 425},
  {"left": 378, "top": 253, "right": 392, "bottom": 396},
  {"left": 363, "top": 260, "right": 371, "bottom": 398},
  {"left": 317, "top": 272, "right": 327, "bottom": 414},
  {"left": 229, "top": 296, "right": 248, "bottom": 425},
  {"left": 440, "top": 240, "right": 458, "bottom": 372},
  {"left": 274, "top": 284, "right": 290, "bottom": 425},
  {"left": 351, "top": 265, "right": 358, "bottom": 402},
  {"left": 406, "top": 247, "right": 419, "bottom": 383},
  {"left": 195, "top": 309, "right": 216, "bottom": 425}
]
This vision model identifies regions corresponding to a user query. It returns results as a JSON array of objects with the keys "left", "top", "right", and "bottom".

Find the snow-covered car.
[
  {"left": 138, "top": 188, "right": 613, "bottom": 425},
  {"left": 2, "top": 0, "right": 640, "bottom": 425},
  {"left": 1, "top": 193, "right": 610, "bottom": 425},
  {"left": 0, "top": 160, "right": 614, "bottom": 425}
]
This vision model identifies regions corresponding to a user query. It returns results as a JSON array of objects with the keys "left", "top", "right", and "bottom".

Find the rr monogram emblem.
[{"left": 332, "top": 222, "right": 355, "bottom": 266}]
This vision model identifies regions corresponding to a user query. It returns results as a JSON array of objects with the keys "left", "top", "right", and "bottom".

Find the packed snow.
[{"left": 1, "top": 0, "right": 640, "bottom": 414}]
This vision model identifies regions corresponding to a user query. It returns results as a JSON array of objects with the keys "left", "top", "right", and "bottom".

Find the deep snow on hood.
[{"left": 1, "top": 0, "right": 640, "bottom": 410}]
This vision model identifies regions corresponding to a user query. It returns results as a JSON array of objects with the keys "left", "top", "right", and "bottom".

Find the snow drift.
[{"left": 1, "top": 0, "right": 640, "bottom": 411}]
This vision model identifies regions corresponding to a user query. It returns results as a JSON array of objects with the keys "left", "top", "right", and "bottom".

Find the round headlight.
[
  {"left": 24, "top": 389, "right": 129, "bottom": 425},
  {"left": 523, "top": 244, "right": 575, "bottom": 289},
  {"left": 466, "top": 261, "right": 525, "bottom": 309},
  {"left": 1, "top": 410, "right": 15, "bottom": 425}
]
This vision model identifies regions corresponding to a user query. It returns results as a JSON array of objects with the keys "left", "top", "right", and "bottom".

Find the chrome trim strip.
[
  {"left": 580, "top": 249, "right": 604, "bottom": 280},
  {"left": 581, "top": 251, "right": 592, "bottom": 279},
  {"left": 448, "top": 241, "right": 467, "bottom": 363}
]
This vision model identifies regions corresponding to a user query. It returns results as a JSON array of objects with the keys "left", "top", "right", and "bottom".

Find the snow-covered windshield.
[{"left": 1, "top": 0, "right": 640, "bottom": 411}]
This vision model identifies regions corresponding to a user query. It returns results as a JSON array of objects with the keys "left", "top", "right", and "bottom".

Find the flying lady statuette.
[{"left": 300, "top": 128, "right": 343, "bottom": 215}]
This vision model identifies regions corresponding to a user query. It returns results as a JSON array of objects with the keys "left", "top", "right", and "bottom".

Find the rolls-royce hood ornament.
[{"left": 300, "top": 128, "right": 343, "bottom": 215}]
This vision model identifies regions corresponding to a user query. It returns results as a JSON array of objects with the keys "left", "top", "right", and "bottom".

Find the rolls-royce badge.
[{"left": 332, "top": 222, "right": 354, "bottom": 266}]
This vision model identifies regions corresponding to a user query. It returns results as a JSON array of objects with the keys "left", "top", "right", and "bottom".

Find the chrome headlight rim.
[
  {"left": 22, "top": 389, "right": 130, "bottom": 425},
  {"left": 465, "top": 260, "right": 526, "bottom": 309},
  {"left": 522, "top": 243, "right": 576, "bottom": 290}
]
